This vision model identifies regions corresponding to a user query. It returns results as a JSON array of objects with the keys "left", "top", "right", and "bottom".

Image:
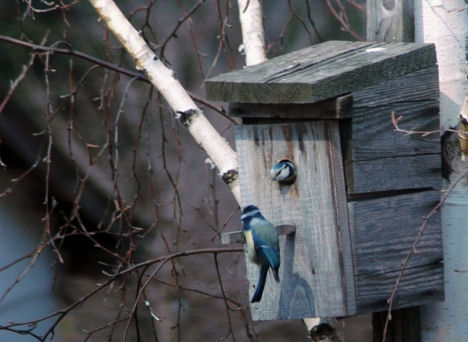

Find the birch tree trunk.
[
  {"left": 237, "top": 0, "right": 267, "bottom": 66},
  {"left": 414, "top": 1, "right": 468, "bottom": 340},
  {"left": 88, "top": 0, "right": 241, "bottom": 204}
]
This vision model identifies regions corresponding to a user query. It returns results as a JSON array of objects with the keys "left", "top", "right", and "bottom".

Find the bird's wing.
[
  {"left": 251, "top": 220, "right": 280, "bottom": 280},
  {"left": 256, "top": 245, "right": 279, "bottom": 268},
  {"left": 256, "top": 246, "right": 280, "bottom": 282}
]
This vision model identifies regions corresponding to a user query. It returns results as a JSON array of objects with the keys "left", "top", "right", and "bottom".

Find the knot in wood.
[
  {"left": 221, "top": 168, "right": 238, "bottom": 185},
  {"left": 176, "top": 108, "right": 201, "bottom": 127},
  {"left": 383, "top": 0, "right": 395, "bottom": 10}
]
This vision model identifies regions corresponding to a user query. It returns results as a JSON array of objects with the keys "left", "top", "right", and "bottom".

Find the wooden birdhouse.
[{"left": 206, "top": 41, "right": 443, "bottom": 320}]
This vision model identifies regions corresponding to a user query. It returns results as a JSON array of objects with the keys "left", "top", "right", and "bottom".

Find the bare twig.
[
  {"left": 214, "top": 253, "right": 236, "bottom": 341},
  {"left": 121, "top": 247, "right": 243, "bottom": 341},
  {"left": 0, "top": 34, "right": 231, "bottom": 121},
  {"left": 1, "top": 247, "right": 242, "bottom": 339},
  {"left": 391, "top": 111, "right": 468, "bottom": 137},
  {"left": 0, "top": 33, "right": 45, "bottom": 115},
  {"left": 324, "top": 0, "right": 363, "bottom": 41},
  {"left": 382, "top": 166, "right": 468, "bottom": 341},
  {"left": 383, "top": 111, "right": 468, "bottom": 342},
  {"left": 159, "top": 0, "right": 206, "bottom": 61}
]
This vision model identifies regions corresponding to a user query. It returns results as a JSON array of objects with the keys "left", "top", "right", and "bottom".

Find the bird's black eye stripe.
[{"left": 241, "top": 205, "right": 260, "bottom": 219}]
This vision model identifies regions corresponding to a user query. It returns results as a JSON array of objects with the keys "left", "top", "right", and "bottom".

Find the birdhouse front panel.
[
  {"left": 235, "top": 121, "right": 355, "bottom": 320},
  {"left": 207, "top": 40, "right": 443, "bottom": 320}
]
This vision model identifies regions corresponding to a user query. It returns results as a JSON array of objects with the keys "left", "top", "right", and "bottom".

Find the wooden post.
[
  {"left": 367, "top": 0, "right": 414, "bottom": 42},
  {"left": 372, "top": 307, "right": 421, "bottom": 341},
  {"left": 367, "top": 1, "right": 422, "bottom": 341}
]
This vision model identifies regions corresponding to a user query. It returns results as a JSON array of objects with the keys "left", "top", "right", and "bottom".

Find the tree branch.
[
  {"left": 88, "top": 0, "right": 240, "bottom": 203},
  {"left": 236, "top": 0, "right": 267, "bottom": 66}
]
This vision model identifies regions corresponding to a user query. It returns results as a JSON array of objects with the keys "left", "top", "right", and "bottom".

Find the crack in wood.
[
  {"left": 348, "top": 187, "right": 435, "bottom": 201},
  {"left": 356, "top": 259, "right": 443, "bottom": 277}
]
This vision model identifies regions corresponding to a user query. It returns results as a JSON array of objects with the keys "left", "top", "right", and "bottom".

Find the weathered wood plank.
[
  {"left": 349, "top": 99, "right": 439, "bottom": 158},
  {"left": 357, "top": 262, "right": 443, "bottom": 313},
  {"left": 368, "top": 2, "right": 425, "bottom": 339},
  {"left": 342, "top": 66, "right": 440, "bottom": 194},
  {"left": 367, "top": 0, "right": 415, "bottom": 42},
  {"left": 347, "top": 66, "right": 440, "bottom": 160},
  {"left": 221, "top": 225, "right": 296, "bottom": 245},
  {"left": 206, "top": 41, "right": 436, "bottom": 104},
  {"left": 346, "top": 154, "right": 441, "bottom": 194},
  {"left": 348, "top": 190, "right": 444, "bottom": 313},
  {"left": 236, "top": 121, "right": 355, "bottom": 319},
  {"left": 353, "top": 65, "right": 439, "bottom": 108},
  {"left": 352, "top": 191, "right": 442, "bottom": 274},
  {"left": 221, "top": 231, "right": 245, "bottom": 245},
  {"left": 229, "top": 94, "right": 353, "bottom": 119}
]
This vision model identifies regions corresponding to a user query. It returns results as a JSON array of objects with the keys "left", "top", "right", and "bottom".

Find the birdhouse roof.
[{"left": 205, "top": 41, "right": 436, "bottom": 104}]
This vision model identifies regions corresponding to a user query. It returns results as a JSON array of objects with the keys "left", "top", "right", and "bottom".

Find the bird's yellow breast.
[{"left": 244, "top": 230, "right": 258, "bottom": 264}]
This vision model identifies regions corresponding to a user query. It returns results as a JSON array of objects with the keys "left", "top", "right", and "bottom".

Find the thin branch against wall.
[
  {"left": 392, "top": 111, "right": 468, "bottom": 138},
  {"left": 382, "top": 165, "right": 468, "bottom": 342},
  {"left": 385, "top": 110, "right": 468, "bottom": 342}
]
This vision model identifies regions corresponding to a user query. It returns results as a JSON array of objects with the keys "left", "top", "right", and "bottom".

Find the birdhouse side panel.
[
  {"left": 349, "top": 190, "right": 444, "bottom": 313},
  {"left": 344, "top": 65, "right": 440, "bottom": 195},
  {"left": 235, "top": 120, "right": 355, "bottom": 320}
]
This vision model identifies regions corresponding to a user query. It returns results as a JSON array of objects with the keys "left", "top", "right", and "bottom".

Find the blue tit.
[
  {"left": 270, "top": 159, "right": 296, "bottom": 183},
  {"left": 241, "top": 205, "right": 280, "bottom": 303}
]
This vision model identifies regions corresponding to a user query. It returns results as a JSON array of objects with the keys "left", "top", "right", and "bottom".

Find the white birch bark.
[
  {"left": 88, "top": 0, "right": 240, "bottom": 203},
  {"left": 237, "top": 0, "right": 267, "bottom": 66},
  {"left": 414, "top": 1, "right": 468, "bottom": 340}
]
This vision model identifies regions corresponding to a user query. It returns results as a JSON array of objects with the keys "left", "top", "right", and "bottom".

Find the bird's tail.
[{"left": 251, "top": 265, "right": 268, "bottom": 303}]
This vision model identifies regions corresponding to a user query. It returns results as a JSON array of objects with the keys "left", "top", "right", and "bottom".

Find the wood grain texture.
[
  {"left": 347, "top": 154, "right": 441, "bottom": 194},
  {"left": 221, "top": 225, "right": 295, "bottom": 245},
  {"left": 235, "top": 121, "right": 355, "bottom": 319},
  {"left": 368, "top": 2, "right": 426, "bottom": 339},
  {"left": 221, "top": 231, "right": 245, "bottom": 245},
  {"left": 206, "top": 41, "right": 436, "bottom": 104},
  {"left": 343, "top": 65, "right": 440, "bottom": 194},
  {"left": 347, "top": 66, "right": 440, "bottom": 160},
  {"left": 357, "top": 262, "right": 443, "bottom": 313},
  {"left": 229, "top": 94, "right": 353, "bottom": 119},
  {"left": 349, "top": 190, "right": 444, "bottom": 313},
  {"left": 367, "top": 0, "right": 415, "bottom": 42}
]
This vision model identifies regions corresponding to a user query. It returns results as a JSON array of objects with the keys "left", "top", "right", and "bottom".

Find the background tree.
[{"left": 0, "top": 1, "right": 370, "bottom": 341}]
